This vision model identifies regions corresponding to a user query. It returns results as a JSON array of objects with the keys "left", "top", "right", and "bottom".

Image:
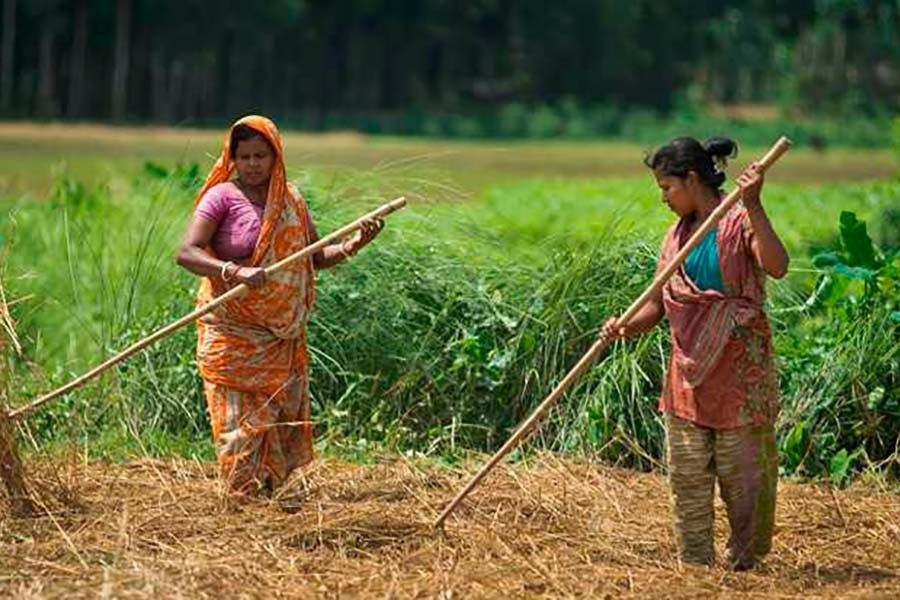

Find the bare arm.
[
  {"left": 738, "top": 163, "right": 790, "bottom": 279},
  {"left": 308, "top": 214, "right": 385, "bottom": 270},
  {"left": 601, "top": 286, "right": 665, "bottom": 340},
  {"left": 622, "top": 291, "right": 665, "bottom": 336},
  {"left": 175, "top": 216, "right": 266, "bottom": 287},
  {"left": 307, "top": 216, "right": 348, "bottom": 270}
]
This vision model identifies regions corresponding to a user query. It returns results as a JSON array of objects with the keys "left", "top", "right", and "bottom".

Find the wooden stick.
[
  {"left": 433, "top": 137, "right": 792, "bottom": 528},
  {"left": 7, "top": 197, "right": 407, "bottom": 421}
]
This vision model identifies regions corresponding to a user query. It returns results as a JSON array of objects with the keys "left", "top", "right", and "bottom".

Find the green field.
[
  {"left": 1, "top": 123, "right": 898, "bottom": 483},
  {"left": 0, "top": 123, "right": 897, "bottom": 199}
]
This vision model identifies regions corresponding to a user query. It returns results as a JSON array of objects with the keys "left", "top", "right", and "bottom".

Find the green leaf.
[
  {"left": 839, "top": 211, "right": 878, "bottom": 269},
  {"left": 867, "top": 387, "right": 886, "bottom": 410},
  {"left": 833, "top": 263, "right": 876, "bottom": 281},
  {"left": 142, "top": 161, "right": 169, "bottom": 179},
  {"left": 812, "top": 252, "right": 841, "bottom": 268},
  {"left": 780, "top": 420, "right": 809, "bottom": 472},
  {"left": 828, "top": 448, "right": 855, "bottom": 487}
]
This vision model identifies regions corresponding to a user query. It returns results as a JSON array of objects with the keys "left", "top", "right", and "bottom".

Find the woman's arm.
[
  {"left": 738, "top": 163, "right": 790, "bottom": 279},
  {"left": 601, "top": 287, "right": 665, "bottom": 340},
  {"left": 175, "top": 216, "right": 266, "bottom": 287},
  {"left": 308, "top": 215, "right": 385, "bottom": 270}
]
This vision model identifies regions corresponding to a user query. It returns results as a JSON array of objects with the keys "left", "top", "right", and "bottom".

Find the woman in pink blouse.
[{"left": 176, "top": 116, "right": 383, "bottom": 496}]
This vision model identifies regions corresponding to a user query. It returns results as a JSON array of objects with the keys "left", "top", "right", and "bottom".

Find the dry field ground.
[{"left": 1, "top": 455, "right": 898, "bottom": 599}]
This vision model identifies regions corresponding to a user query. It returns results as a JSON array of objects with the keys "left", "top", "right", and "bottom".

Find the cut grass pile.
[{"left": 1, "top": 455, "right": 898, "bottom": 598}]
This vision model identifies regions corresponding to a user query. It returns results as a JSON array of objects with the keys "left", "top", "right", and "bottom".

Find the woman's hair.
[
  {"left": 229, "top": 124, "right": 275, "bottom": 159},
  {"left": 644, "top": 136, "right": 738, "bottom": 190}
]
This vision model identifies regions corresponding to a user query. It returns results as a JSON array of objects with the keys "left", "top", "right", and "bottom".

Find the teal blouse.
[{"left": 684, "top": 228, "right": 725, "bottom": 292}]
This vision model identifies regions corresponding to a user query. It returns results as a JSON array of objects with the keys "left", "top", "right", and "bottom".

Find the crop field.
[{"left": 0, "top": 123, "right": 898, "bottom": 597}]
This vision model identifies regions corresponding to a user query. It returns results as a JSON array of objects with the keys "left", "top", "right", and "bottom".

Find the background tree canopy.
[{"left": 0, "top": 0, "right": 898, "bottom": 126}]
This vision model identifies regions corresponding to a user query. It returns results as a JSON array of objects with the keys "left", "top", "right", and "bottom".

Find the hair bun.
[{"left": 703, "top": 137, "right": 738, "bottom": 161}]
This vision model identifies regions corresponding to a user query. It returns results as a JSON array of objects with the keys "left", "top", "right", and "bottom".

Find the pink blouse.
[{"left": 195, "top": 182, "right": 265, "bottom": 260}]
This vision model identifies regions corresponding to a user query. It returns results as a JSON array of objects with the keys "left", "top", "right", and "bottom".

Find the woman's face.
[
  {"left": 653, "top": 170, "right": 699, "bottom": 218},
  {"left": 233, "top": 136, "right": 275, "bottom": 187}
]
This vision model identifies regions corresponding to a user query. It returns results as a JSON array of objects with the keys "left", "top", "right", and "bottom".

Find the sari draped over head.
[
  {"left": 658, "top": 203, "right": 779, "bottom": 429},
  {"left": 193, "top": 115, "right": 316, "bottom": 494}
]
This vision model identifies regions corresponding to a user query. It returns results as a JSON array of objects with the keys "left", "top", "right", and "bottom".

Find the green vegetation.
[
  {"left": 287, "top": 104, "right": 898, "bottom": 148},
  {"left": 779, "top": 211, "right": 900, "bottom": 483},
  {"left": 1, "top": 124, "right": 896, "bottom": 205},
  {"left": 1, "top": 156, "right": 897, "bottom": 481}
]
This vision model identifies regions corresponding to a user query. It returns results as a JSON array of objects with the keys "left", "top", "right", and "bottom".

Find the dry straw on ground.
[
  {"left": 1, "top": 453, "right": 898, "bottom": 599},
  {"left": 0, "top": 272, "right": 34, "bottom": 517}
]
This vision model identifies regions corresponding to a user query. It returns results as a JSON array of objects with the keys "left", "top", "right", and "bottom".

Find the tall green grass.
[{"left": 1, "top": 166, "right": 897, "bottom": 479}]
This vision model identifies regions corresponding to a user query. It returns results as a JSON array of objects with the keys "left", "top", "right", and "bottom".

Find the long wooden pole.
[
  {"left": 7, "top": 197, "right": 407, "bottom": 421},
  {"left": 433, "top": 138, "right": 792, "bottom": 528}
]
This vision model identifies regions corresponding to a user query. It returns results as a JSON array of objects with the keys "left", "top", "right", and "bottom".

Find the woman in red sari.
[
  {"left": 176, "top": 115, "right": 383, "bottom": 497},
  {"left": 603, "top": 137, "right": 789, "bottom": 570}
]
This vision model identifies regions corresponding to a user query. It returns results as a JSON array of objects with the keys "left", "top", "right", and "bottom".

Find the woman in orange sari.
[
  {"left": 176, "top": 115, "right": 383, "bottom": 496},
  {"left": 603, "top": 137, "right": 789, "bottom": 570}
]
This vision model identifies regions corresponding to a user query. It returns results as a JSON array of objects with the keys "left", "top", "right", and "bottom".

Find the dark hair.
[
  {"left": 644, "top": 136, "right": 738, "bottom": 190},
  {"left": 229, "top": 124, "right": 274, "bottom": 159}
]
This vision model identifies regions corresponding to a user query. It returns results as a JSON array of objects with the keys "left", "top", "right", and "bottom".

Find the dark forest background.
[{"left": 1, "top": 0, "right": 899, "bottom": 137}]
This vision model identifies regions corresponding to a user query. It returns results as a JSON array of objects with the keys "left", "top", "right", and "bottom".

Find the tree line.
[{"left": 1, "top": 0, "right": 898, "bottom": 125}]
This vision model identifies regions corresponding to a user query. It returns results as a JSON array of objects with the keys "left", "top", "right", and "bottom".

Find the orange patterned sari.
[{"left": 193, "top": 116, "right": 316, "bottom": 494}]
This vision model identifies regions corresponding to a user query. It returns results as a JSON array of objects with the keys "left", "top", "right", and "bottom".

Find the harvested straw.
[
  {"left": 1, "top": 454, "right": 898, "bottom": 598},
  {"left": 0, "top": 271, "right": 33, "bottom": 516},
  {"left": 0, "top": 411, "right": 31, "bottom": 516}
]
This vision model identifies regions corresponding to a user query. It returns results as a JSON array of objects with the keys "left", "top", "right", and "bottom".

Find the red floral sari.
[{"left": 658, "top": 203, "right": 779, "bottom": 429}]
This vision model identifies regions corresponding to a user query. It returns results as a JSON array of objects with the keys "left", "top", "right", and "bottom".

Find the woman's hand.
[
  {"left": 600, "top": 317, "right": 627, "bottom": 341},
  {"left": 737, "top": 160, "right": 789, "bottom": 278},
  {"left": 737, "top": 162, "right": 765, "bottom": 209},
  {"left": 345, "top": 218, "right": 385, "bottom": 255},
  {"left": 234, "top": 266, "right": 267, "bottom": 288}
]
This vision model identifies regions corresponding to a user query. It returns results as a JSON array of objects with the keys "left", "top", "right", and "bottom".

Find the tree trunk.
[
  {"left": 183, "top": 59, "right": 202, "bottom": 122},
  {"left": 217, "top": 28, "right": 233, "bottom": 117},
  {"left": 380, "top": 29, "right": 396, "bottom": 109},
  {"left": 262, "top": 36, "right": 275, "bottom": 116},
  {"left": 834, "top": 27, "right": 846, "bottom": 89},
  {"left": 111, "top": 0, "right": 131, "bottom": 120},
  {"left": 67, "top": 0, "right": 87, "bottom": 118},
  {"left": 0, "top": 0, "right": 15, "bottom": 112},
  {"left": 167, "top": 59, "right": 185, "bottom": 122},
  {"left": 150, "top": 47, "right": 167, "bottom": 122},
  {"left": 36, "top": 21, "right": 57, "bottom": 117}
]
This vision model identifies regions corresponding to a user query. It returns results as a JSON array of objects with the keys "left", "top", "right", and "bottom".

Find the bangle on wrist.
[{"left": 220, "top": 261, "right": 236, "bottom": 282}]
